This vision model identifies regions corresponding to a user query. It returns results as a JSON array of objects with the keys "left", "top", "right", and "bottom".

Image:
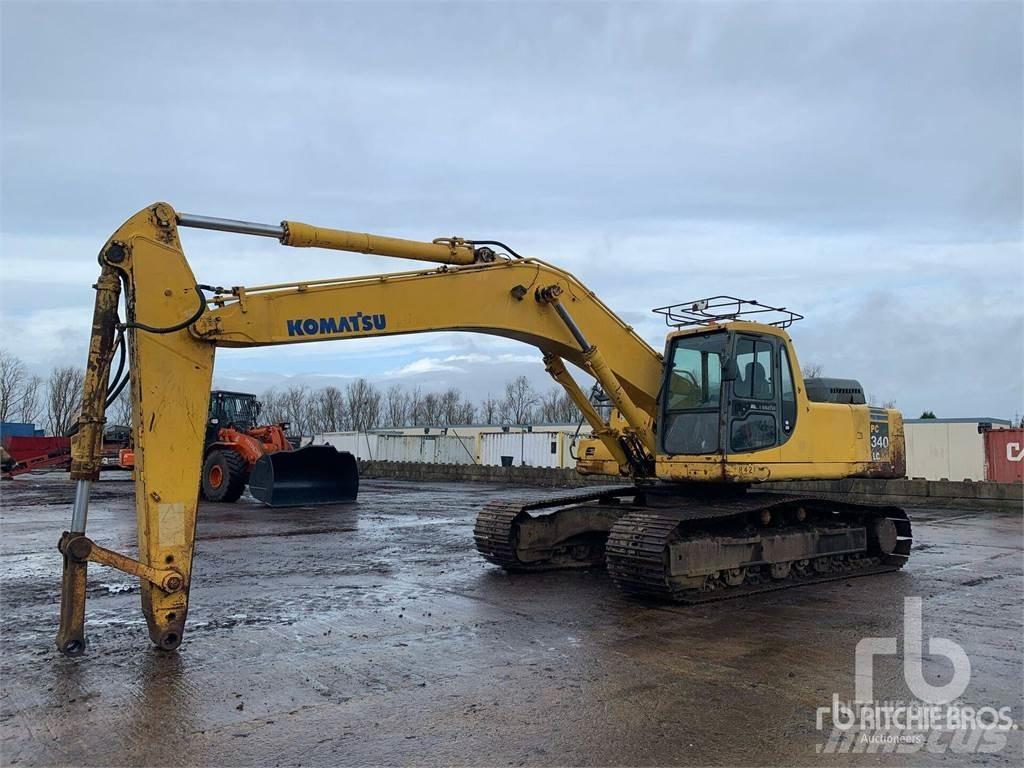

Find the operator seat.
[{"left": 744, "top": 362, "right": 771, "bottom": 399}]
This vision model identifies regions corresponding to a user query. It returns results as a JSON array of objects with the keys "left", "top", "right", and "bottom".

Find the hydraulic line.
[{"left": 117, "top": 285, "right": 211, "bottom": 335}]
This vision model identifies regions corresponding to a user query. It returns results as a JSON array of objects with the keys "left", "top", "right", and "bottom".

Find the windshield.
[
  {"left": 666, "top": 333, "right": 725, "bottom": 409},
  {"left": 662, "top": 332, "right": 726, "bottom": 455}
]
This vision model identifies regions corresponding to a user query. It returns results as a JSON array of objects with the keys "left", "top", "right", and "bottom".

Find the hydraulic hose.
[{"left": 117, "top": 284, "right": 212, "bottom": 335}]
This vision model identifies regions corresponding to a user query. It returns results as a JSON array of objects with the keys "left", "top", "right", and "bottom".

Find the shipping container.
[
  {"left": 376, "top": 434, "right": 474, "bottom": 464},
  {"left": 479, "top": 431, "right": 570, "bottom": 468},
  {"left": 903, "top": 418, "right": 1010, "bottom": 481},
  {"left": 983, "top": 428, "right": 1024, "bottom": 484},
  {"left": 315, "top": 431, "right": 477, "bottom": 464},
  {"left": 314, "top": 432, "right": 377, "bottom": 461}
]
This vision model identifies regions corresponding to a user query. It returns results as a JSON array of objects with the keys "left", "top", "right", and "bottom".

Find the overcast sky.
[{"left": 2, "top": 1, "right": 1021, "bottom": 420}]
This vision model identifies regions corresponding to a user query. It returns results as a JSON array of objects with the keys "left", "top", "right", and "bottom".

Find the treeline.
[
  {"left": 0, "top": 350, "right": 90, "bottom": 436},
  {"left": 0, "top": 349, "right": 581, "bottom": 436},
  {"left": 259, "top": 375, "right": 582, "bottom": 435}
]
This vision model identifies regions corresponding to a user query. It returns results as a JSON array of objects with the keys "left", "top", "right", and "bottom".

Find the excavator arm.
[{"left": 57, "top": 202, "right": 664, "bottom": 656}]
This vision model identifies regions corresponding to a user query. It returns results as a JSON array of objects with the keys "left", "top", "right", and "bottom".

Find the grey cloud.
[
  {"left": 2, "top": 2, "right": 1020, "bottom": 236},
  {"left": 1, "top": 2, "right": 1021, "bottom": 420}
]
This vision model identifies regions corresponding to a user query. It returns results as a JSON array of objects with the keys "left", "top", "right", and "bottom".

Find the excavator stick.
[
  {"left": 57, "top": 205, "right": 215, "bottom": 656},
  {"left": 247, "top": 445, "right": 358, "bottom": 507}
]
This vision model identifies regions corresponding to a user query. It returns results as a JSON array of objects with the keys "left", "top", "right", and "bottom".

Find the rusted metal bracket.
[
  {"left": 59, "top": 533, "right": 184, "bottom": 592},
  {"left": 55, "top": 532, "right": 184, "bottom": 656}
]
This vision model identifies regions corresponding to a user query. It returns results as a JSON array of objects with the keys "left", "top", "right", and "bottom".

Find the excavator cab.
[
  {"left": 661, "top": 325, "right": 797, "bottom": 456},
  {"left": 658, "top": 297, "right": 806, "bottom": 461}
]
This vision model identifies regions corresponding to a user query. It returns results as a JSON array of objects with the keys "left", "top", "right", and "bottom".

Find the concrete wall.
[
  {"left": 766, "top": 478, "right": 1021, "bottom": 511},
  {"left": 359, "top": 460, "right": 621, "bottom": 488},
  {"left": 358, "top": 460, "right": 1022, "bottom": 509}
]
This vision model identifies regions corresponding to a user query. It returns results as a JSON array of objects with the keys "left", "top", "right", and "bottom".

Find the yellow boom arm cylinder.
[
  {"left": 542, "top": 353, "right": 631, "bottom": 471},
  {"left": 281, "top": 220, "right": 477, "bottom": 265}
]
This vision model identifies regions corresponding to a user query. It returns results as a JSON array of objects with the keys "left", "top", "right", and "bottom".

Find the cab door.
[{"left": 726, "top": 335, "right": 782, "bottom": 456}]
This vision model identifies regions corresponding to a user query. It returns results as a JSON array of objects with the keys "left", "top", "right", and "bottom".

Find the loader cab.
[
  {"left": 207, "top": 390, "right": 260, "bottom": 433},
  {"left": 656, "top": 298, "right": 803, "bottom": 458}
]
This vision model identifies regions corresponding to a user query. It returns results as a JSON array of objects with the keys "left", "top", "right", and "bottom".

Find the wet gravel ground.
[{"left": 1, "top": 473, "right": 1021, "bottom": 767}]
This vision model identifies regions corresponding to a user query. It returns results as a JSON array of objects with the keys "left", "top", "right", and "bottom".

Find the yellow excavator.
[{"left": 56, "top": 203, "right": 911, "bottom": 656}]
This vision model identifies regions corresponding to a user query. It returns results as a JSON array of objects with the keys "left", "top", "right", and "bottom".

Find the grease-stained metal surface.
[{"left": 2, "top": 475, "right": 1022, "bottom": 767}]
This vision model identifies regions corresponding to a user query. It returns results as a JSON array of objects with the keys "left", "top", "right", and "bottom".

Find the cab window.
[
  {"left": 729, "top": 335, "right": 778, "bottom": 453},
  {"left": 666, "top": 340, "right": 722, "bottom": 409},
  {"left": 733, "top": 338, "right": 774, "bottom": 400},
  {"left": 663, "top": 332, "right": 725, "bottom": 455},
  {"left": 780, "top": 346, "right": 796, "bottom": 434}
]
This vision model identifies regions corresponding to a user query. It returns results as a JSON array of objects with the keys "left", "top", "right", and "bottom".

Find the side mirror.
[{"left": 254, "top": 402, "right": 262, "bottom": 416}]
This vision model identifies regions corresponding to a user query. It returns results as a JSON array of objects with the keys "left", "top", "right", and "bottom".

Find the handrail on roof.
[{"left": 652, "top": 296, "right": 803, "bottom": 329}]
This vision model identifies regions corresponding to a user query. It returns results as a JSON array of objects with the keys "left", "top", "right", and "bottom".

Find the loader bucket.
[{"left": 248, "top": 446, "right": 359, "bottom": 507}]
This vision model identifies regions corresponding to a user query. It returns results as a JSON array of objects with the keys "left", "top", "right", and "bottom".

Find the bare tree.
[
  {"left": 479, "top": 394, "right": 500, "bottom": 425},
  {"left": 407, "top": 386, "right": 424, "bottom": 426},
  {"left": 801, "top": 363, "right": 824, "bottom": 379},
  {"left": 538, "top": 387, "right": 580, "bottom": 423},
  {"left": 437, "top": 387, "right": 474, "bottom": 425},
  {"left": 453, "top": 399, "right": 476, "bottom": 426},
  {"left": 502, "top": 375, "right": 537, "bottom": 424},
  {"left": 418, "top": 391, "right": 443, "bottom": 426},
  {"left": 867, "top": 392, "right": 897, "bottom": 409},
  {"left": 260, "top": 388, "right": 289, "bottom": 426},
  {"left": 439, "top": 388, "right": 460, "bottom": 425},
  {"left": 16, "top": 375, "right": 44, "bottom": 425},
  {"left": 46, "top": 366, "right": 84, "bottom": 436},
  {"left": 441, "top": 387, "right": 475, "bottom": 425},
  {"left": 0, "top": 350, "right": 26, "bottom": 422},
  {"left": 345, "top": 378, "right": 382, "bottom": 432},
  {"left": 309, "top": 386, "right": 345, "bottom": 433},
  {"left": 280, "top": 384, "right": 312, "bottom": 436},
  {"left": 110, "top": 386, "right": 133, "bottom": 428},
  {"left": 384, "top": 383, "right": 410, "bottom": 428}
]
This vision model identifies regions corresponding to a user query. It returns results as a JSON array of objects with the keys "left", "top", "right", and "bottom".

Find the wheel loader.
[
  {"left": 117, "top": 389, "right": 357, "bottom": 506},
  {"left": 55, "top": 203, "right": 911, "bottom": 656}
]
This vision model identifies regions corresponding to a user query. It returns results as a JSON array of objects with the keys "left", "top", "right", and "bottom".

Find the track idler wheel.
[{"left": 871, "top": 518, "right": 899, "bottom": 556}]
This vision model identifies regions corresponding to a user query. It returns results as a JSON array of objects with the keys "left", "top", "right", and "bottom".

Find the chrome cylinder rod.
[
  {"left": 70, "top": 479, "right": 92, "bottom": 533},
  {"left": 177, "top": 213, "right": 284, "bottom": 239},
  {"left": 551, "top": 300, "right": 592, "bottom": 352}
]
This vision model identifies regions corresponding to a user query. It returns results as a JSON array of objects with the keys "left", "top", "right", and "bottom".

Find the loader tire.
[{"left": 201, "top": 449, "right": 247, "bottom": 503}]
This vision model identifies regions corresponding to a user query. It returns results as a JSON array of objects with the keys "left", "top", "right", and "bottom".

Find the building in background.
[
  {"left": 315, "top": 423, "right": 591, "bottom": 469},
  {"left": 0, "top": 422, "right": 44, "bottom": 440},
  {"left": 315, "top": 418, "right": 1023, "bottom": 483}
]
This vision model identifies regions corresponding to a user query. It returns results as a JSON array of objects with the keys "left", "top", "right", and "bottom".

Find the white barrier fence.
[{"left": 314, "top": 428, "right": 583, "bottom": 469}]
